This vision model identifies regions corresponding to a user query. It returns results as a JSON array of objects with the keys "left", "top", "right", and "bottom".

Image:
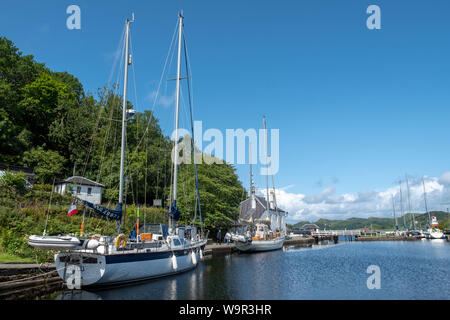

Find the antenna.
[{"left": 131, "top": 12, "right": 135, "bottom": 22}]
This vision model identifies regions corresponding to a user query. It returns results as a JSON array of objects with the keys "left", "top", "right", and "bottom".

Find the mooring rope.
[{"left": 0, "top": 266, "right": 66, "bottom": 285}]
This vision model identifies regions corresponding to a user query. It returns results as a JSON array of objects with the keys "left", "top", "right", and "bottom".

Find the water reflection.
[
  {"left": 54, "top": 240, "right": 450, "bottom": 300},
  {"left": 56, "top": 290, "right": 102, "bottom": 300}
]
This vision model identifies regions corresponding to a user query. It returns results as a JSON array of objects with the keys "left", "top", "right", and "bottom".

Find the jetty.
[{"left": 0, "top": 263, "right": 62, "bottom": 300}]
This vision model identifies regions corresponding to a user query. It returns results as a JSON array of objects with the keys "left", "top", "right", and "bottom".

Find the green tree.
[
  {"left": 19, "top": 72, "right": 76, "bottom": 148},
  {"left": 23, "top": 147, "right": 66, "bottom": 183},
  {"left": 0, "top": 37, "right": 46, "bottom": 163},
  {"left": 176, "top": 137, "right": 246, "bottom": 229},
  {"left": 0, "top": 170, "right": 28, "bottom": 194}
]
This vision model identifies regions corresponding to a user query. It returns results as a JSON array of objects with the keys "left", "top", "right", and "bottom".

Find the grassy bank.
[{"left": 0, "top": 252, "right": 34, "bottom": 263}]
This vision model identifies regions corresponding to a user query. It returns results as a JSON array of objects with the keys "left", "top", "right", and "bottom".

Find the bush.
[{"left": 0, "top": 170, "right": 28, "bottom": 194}]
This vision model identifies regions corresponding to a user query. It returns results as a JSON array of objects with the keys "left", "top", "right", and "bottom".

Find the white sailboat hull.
[
  {"left": 235, "top": 237, "right": 284, "bottom": 252},
  {"left": 55, "top": 244, "right": 205, "bottom": 287}
]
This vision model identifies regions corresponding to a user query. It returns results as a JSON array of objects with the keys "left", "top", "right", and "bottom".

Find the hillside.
[{"left": 290, "top": 211, "right": 449, "bottom": 231}]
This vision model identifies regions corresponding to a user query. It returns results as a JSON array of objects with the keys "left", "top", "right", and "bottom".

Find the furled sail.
[
  {"left": 75, "top": 198, "right": 122, "bottom": 221},
  {"left": 168, "top": 200, "right": 181, "bottom": 221}
]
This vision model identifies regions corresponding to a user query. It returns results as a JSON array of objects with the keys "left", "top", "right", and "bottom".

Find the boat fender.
[
  {"left": 171, "top": 254, "right": 178, "bottom": 270},
  {"left": 191, "top": 251, "right": 197, "bottom": 265},
  {"left": 199, "top": 248, "right": 203, "bottom": 260},
  {"left": 115, "top": 234, "right": 127, "bottom": 249},
  {"left": 86, "top": 239, "right": 100, "bottom": 250}
]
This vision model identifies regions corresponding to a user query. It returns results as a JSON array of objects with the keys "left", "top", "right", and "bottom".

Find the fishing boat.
[
  {"left": 29, "top": 12, "right": 207, "bottom": 287},
  {"left": 230, "top": 117, "right": 288, "bottom": 252}
]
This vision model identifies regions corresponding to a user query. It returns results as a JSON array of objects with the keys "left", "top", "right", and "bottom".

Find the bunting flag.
[{"left": 68, "top": 202, "right": 78, "bottom": 216}]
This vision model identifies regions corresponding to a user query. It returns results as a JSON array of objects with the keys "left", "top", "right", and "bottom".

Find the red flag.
[{"left": 68, "top": 203, "right": 78, "bottom": 216}]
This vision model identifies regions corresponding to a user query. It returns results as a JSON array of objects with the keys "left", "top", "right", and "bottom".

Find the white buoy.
[
  {"left": 191, "top": 251, "right": 197, "bottom": 265},
  {"left": 171, "top": 255, "right": 178, "bottom": 270}
]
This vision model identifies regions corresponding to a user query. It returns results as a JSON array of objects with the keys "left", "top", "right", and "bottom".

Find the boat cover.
[
  {"left": 76, "top": 199, "right": 122, "bottom": 221},
  {"left": 168, "top": 200, "right": 181, "bottom": 221}
]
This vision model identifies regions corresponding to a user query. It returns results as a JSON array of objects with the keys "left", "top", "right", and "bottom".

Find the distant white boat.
[
  {"left": 426, "top": 230, "right": 444, "bottom": 239},
  {"left": 426, "top": 217, "right": 444, "bottom": 239},
  {"left": 422, "top": 181, "right": 445, "bottom": 240},
  {"left": 234, "top": 223, "right": 285, "bottom": 252}
]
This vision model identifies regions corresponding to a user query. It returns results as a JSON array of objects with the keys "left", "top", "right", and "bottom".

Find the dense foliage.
[{"left": 0, "top": 36, "right": 247, "bottom": 261}]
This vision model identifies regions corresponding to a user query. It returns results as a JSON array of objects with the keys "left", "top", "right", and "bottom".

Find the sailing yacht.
[
  {"left": 28, "top": 13, "right": 207, "bottom": 287},
  {"left": 230, "top": 117, "right": 288, "bottom": 252}
]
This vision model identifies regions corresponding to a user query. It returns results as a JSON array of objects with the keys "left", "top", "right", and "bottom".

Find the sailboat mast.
[
  {"left": 405, "top": 174, "right": 416, "bottom": 229},
  {"left": 271, "top": 174, "right": 277, "bottom": 211},
  {"left": 399, "top": 181, "right": 405, "bottom": 228},
  {"left": 119, "top": 16, "right": 133, "bottom": 207},
  {"left": 392, "top": 194, "right": 398, "bottom": 230},
  {"left": 422, "top": 177, "right": 431, "bottom": 227},
  {"left": 172, "top": 12, "right": 183, "bottom": 205},
  {"left": 263, "top": 116, "right": 269, "bottom": 211},
  {"left": 249, "top": 141, "right": 253, "bottom": 196}
]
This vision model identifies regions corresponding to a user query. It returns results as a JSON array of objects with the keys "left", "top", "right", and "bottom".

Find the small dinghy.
[{"left": 28, "top": 235, "right": 80, "bottom": 250}]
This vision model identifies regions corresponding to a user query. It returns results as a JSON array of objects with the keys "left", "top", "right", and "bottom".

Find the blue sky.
[{"left": 2, "top": 0, "right": 450, "bottom": 222}]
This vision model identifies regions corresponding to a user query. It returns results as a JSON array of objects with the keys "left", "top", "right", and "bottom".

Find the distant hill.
[{"left": 289, "top": 211, "right": 449, "bottom": 231}]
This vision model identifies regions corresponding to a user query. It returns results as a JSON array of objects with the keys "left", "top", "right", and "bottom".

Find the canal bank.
[{"left": 0, "top": 263, "right": 62, "bottom": 300}]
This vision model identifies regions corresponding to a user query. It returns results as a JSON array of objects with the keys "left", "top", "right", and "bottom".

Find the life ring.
[{"left": 115, "top": 234, "right": 127, "bottom": 249}]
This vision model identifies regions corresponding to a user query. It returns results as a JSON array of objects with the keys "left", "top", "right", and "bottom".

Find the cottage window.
[
  {"left": 88, "top": 187, "right": 92, "bottom": 195},
  {"left": 76, "top": 186, "right": 81, "bottom": 194}
]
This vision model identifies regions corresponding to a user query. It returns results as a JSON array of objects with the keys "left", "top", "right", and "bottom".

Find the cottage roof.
[
  {"left": 238, "top": 195, "right": 287, "bottom": 224},
  {"left": 56, "top": 176, "right": 105, "bottom": 188}
]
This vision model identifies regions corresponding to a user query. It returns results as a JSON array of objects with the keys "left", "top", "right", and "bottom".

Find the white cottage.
[{"left": 55, "top": 176, "right": 104, "bottom": 205}]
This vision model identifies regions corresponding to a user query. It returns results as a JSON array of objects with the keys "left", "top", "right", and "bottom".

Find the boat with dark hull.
[{"left": 29, "top": 12, "right": 207, "bottom": 288}]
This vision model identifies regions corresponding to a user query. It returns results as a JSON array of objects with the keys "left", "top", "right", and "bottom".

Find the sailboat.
[
  {"left": 230, "top": 116, "right": 288, "bottom": 252},
  {"left": 28, "top": 13, "right": 207, "bottom": 287},
  {"left": 391, "top": 194, "right": 399, "bottom": 234},
  {"left": 422, "top": 178, "right": 444, "bottom": 240}
]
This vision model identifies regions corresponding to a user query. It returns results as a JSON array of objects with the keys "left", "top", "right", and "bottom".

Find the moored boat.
[
  {"left": 28, "top": 12, "right": 207, "bottom": 288},
  {"left": 231, "top": 116, "right": 287, "bottom": 253},
  {"left": 422, "top": 180, "right": 445, "bottom": 240}
]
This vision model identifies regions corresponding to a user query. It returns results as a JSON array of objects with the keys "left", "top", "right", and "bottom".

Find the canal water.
[{"left": 54, "top": 239, "right": 450, "bottom": 300}]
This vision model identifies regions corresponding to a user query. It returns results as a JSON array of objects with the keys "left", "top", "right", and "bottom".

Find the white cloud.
[
  {"left": 438, "top": 171, "right": 450, "bottom": 185},
  {"left": 147, "top": 90, "right": 175, "bottom": 108},
  {"left": 259, "top": 174, "right": 450, "bottom": 224}
]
